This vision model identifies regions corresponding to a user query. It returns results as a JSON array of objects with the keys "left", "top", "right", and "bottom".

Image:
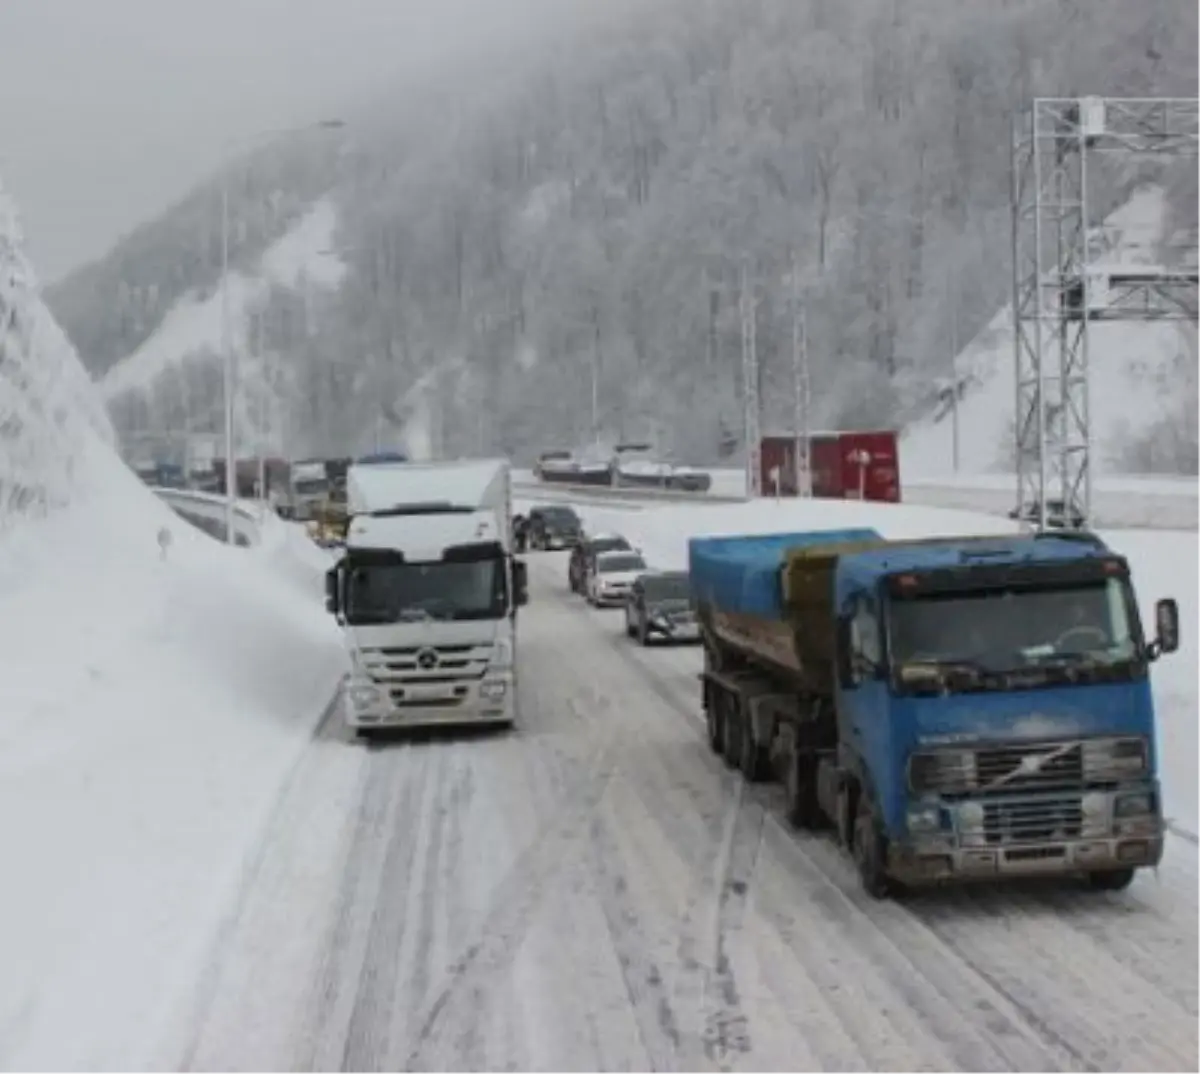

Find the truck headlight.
[
  {"left": 489, "top": 639, "right": 513, "bottom": 668},
  {"left": 348, "top": 684, "right": 382, "bottom": 708},
  {"left": 906, "top": 805, "right": 943, "bottom": 834},
  {"left": 481, "top": 680, "right": 507, "bottom": 700}
]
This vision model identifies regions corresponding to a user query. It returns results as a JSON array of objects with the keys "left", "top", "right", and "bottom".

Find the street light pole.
[
  {"left": 221, "top": 166, "right": 235, "bottom": 543},
  {"left": 218, "top": 118, "right": 346, "bottom": 544}
]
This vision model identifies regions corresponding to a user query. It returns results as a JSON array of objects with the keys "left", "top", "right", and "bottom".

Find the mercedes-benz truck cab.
[{"left": 324, "top": 459, "right": 527, "bottom": 736}]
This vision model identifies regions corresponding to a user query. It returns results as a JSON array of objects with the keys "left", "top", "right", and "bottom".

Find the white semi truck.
[{"left": 323, "top": 458, "right": 528, "bottom": 736}]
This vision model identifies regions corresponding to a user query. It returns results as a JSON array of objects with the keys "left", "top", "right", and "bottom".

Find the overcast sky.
[{"left": 0, "top": 0, "right": 589, "bottom": 283}]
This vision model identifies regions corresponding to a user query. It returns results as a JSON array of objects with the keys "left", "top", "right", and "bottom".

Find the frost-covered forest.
[{"left": 47, "top": 0, "right": 1199, "bottom": 466}]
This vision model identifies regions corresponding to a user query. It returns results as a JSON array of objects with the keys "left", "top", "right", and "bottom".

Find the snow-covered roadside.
[
  {"left": 544, "top": 496, "right": 1198, "bottom": 845},
  {"left": 0, "top": 449, "right": 345, "bottom": 1070}
]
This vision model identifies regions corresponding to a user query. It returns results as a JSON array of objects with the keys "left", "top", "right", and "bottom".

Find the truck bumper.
[
  {"left": 887, "top": 830, "right": 1164, "bottom": 885},
  {"left": 344, "top": 676, "right": 515, "bottom": 731}
]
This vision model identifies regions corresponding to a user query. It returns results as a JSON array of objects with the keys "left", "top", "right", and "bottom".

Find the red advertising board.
[{"left": 759, "top": 431, "right": 901, "bottom": 502}]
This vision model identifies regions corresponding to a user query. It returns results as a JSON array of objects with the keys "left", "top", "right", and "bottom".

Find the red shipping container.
[{"left": 759, "top": 431, "right": 901, "bottom": 502}]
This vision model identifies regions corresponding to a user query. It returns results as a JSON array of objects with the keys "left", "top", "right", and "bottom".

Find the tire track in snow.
[
  {"left": 337, "top": 748, "right": 437, "bottom": 1070},
  {"left": 172, "top": 685, "right": 353, "bottom": 1071},
  {"left": 400, "top": 716, "right": 624, "bottom": 1067}
]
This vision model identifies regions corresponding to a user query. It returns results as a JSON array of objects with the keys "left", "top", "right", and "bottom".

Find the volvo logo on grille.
[{"left": 416, "top": 648, "right": 439, "bottom": 670}]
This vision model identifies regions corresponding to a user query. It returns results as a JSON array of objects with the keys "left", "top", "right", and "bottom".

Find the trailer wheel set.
[{"left": 702, "top": 661, "right": 892, "bottom": 897}]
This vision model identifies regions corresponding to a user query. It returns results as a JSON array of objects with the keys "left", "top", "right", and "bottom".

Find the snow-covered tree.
[{"left": 0, "top": 176, "right": 113, "bottom": 531}]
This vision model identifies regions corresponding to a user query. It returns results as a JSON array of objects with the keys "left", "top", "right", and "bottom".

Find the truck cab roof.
[
  {"left": 346, "top": 509, "right": 502, "bottom": 560},
  {"left": 836, "top": 532, "right": 1113, "bottom": 594}
]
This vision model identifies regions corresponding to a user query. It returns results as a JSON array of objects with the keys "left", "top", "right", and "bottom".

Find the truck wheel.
[
  {"left": 705, "top": 684, "right": 722, "bottom": 754},
  {"left": 739, "top": 716, "right": 770, "bottom": 783},
  {"left": 785, "top": 754, "right": 823, "bottom": 829},
  {"left": 853, "top": 795, "right": 892, "bottom": 899},
  {"left": 1085, "top": 868, "right": 1136, "bottom": 892},
  {"left": 721, "top": 696, "right": 742, "bottom": 770}
]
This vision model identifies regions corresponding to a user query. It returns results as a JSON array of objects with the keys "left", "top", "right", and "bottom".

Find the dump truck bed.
[{"left": 688, "top": 528, "right": 883, "bottom": 687}]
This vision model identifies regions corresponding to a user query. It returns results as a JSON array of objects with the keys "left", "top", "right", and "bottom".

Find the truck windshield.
[
  {"left": 344, "top": 559, "right": 507, "bottom": 624},
  {"left": 294, "top": 479, "right": 328, "bottom": 496},
  {"left": 540, "top": 507, "right": 579, "bottom": 525},
  {"left": 888, "top": 578, "right": 1142, "bottom": 692}
]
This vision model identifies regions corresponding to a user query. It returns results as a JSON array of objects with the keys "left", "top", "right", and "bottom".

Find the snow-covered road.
[{"left": 164, "top": 553, "right": 1199, "bottom": 1072}]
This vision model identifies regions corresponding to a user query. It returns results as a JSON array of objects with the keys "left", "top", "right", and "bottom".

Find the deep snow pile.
[
  {"left": 0, "top": 181, "right": 346, "bottom": 1068},
  {"left": 547, "top": 496, "right": 1198, "bottom": 844}
]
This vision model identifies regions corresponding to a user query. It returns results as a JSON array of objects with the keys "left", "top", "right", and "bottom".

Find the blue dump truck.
[{"left": 689, "top": 528, "right": 1181, "bottom": 898}]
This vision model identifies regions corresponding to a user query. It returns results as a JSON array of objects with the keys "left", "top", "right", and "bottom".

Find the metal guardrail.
[
  {"left": 151, "top": 487, "right": 264, "bottom": 545},
  {"left": 513, "top": 480, "right": 747, "bottom": 507}
]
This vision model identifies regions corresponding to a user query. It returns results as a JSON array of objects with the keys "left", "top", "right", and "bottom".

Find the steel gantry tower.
[{"left": 1010, "top": 97, "right": 1199, "bottom": 530}]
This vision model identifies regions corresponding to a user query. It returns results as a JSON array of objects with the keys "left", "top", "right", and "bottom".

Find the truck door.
[{"left": 837, "top": 591, "right": 898, "bottom": 829}]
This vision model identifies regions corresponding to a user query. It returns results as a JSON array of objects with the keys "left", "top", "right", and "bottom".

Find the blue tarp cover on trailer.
[{"left": 688, "top": 528, "right": 883, "bottom": 619}]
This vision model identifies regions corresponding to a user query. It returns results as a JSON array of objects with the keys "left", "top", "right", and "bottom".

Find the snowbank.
[
  {"left": 0, "top": 179, "right": 346, "bottom": 1067},
  {"left": 0, "top": 447, "right": 346, "bottom": 1069},
  {"left": 560, "top": 496, "right": 1198, "bottom": 842}
]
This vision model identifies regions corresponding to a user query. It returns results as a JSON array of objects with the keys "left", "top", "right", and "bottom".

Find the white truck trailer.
[{"left": 324, "top": 458, "right": 528, "bottom": 735}]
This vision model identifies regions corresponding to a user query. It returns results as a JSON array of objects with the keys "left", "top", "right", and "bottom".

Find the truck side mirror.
[
  {"left": 324, "top": 567, "right": 340, "bottom": 616},
  {"left": 512, "top": 559, "right": 529, "bottom": 607},
  {"left": 1150, "top": 597, "right": 1179, "bottom": 659}
]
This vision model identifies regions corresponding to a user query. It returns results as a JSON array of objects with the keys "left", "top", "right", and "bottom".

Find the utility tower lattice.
[
  {"left": 740, "top": 259, "right": 762, "bottom": 498},
  {"left": 1010, "top": 97, "right": 1199, "bottom": 530}
]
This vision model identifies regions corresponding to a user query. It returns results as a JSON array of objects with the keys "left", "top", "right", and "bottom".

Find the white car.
[{"left": 587, "top": 550, "right": 648, "bottom": 607}]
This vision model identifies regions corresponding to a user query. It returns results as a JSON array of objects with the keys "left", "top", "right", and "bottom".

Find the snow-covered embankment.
[{"left": 0, "top": 179, "right": 346, "bottom": 1068}]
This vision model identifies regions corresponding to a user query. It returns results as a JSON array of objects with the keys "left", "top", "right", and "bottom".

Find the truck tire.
[
  {"left": 721, "top": 695, "right": 742, "bottom": 770},
  {"left": 739, "top": 714, "right": 770, "bottom": 783},
  {"left": 1085, "top": 867, "right": 1135, "bottom": 892},
  {"left": 853, "top": 794, "right": 893, "bottom": 899},
  {"left": 785, "top": 753, "right": 823, "bottom": 829},
  {"left": 704, "top": 683, "right": 722, "bottom": 755}
]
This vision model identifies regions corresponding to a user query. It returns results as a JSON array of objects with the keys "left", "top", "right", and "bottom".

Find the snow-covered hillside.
[
  {"left": 0, "top": 177, "right": 347, "bottom": 1067},
  {"left": 99, "top": 198, "right": 346, "bottom": 404},
  {"left": 904, "top": 186, "right": 1197, "bottom": 479}
]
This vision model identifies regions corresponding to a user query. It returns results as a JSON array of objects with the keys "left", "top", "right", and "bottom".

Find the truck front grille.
[
  {"left": 361, "top": 643, "right": 491, "bottom": 682},
  {"left": 909, "top": 737, "right": 1146, "bottom": 795},
  {"left": 979, "top": 795, "right": 1084, "bottom": 845}
]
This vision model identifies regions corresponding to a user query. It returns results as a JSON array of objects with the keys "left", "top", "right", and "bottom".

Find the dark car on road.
[
  {"left": 527, "top": 505, "right": 583, "bottom": 550},
  {"left": 623, "top": 570, "right": 700, "bottom": 645},
  {"left": 568, "top": 532, "right": 632, "bottom": 594},
  {"left": 1008, "top": 498, "right": 1086, "bottom": 531}
]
